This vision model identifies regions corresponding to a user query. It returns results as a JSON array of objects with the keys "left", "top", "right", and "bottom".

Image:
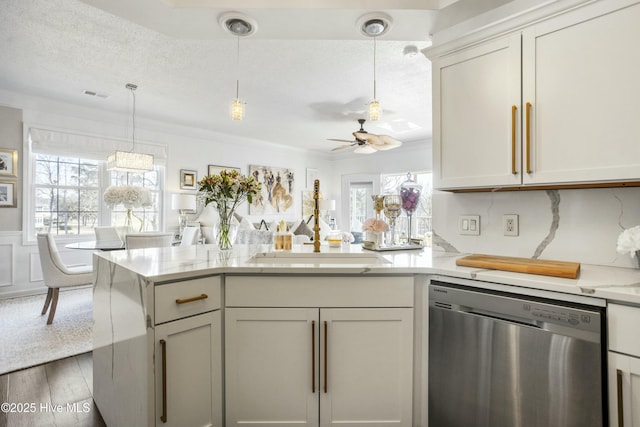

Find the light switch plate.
[{"left": 459, "top": 215, "right": 480, "bottom": 235}]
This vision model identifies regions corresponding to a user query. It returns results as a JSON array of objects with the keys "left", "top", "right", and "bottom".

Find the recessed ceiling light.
[
  {"left": 219, "top": 12, "right": 257, "bottom": 37},
  {"left": 356, "top": 13, "right": 393, "bottom": 38}
]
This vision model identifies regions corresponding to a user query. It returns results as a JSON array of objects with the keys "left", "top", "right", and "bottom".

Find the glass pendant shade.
[
  {"left": 368, "top": 100, "right": 381, "bottom": 121},
  {"left": 231, "top": 99, "right": 244, "bottom": 121},
  {"left": 106, "top": 150, "right": 154, "bottom": 172}
]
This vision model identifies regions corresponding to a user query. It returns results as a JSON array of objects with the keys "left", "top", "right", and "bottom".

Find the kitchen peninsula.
[{"left": 92, "top": 244, "right": 640, "bottom": 427}]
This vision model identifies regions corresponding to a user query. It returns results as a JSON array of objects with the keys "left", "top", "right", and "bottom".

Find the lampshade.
[
  {"left": 231, "top": 98, "right": 245, "bottom": 121},
  {"left": 171, "top": 193, "right": 197, "bottom": 212},
  {"left": 107, "top": 151, "right": 154, "bottom": 172},
  {"left": 368, "top": 100, "right": 381, "bottom": 121},
  {"left": 319, "top": 199, "right": 336, "bottom": 211}
]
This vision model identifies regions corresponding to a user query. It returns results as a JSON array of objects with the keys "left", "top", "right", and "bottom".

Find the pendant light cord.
[
  {"left": 130, "top": 86, "right": 136, "bottom": 153},
  {"left": 236, "top": 36, "right": 240, "bottom": 99},
  {"left": 373, "top": 37, "right": 377, "bottom": 100}
]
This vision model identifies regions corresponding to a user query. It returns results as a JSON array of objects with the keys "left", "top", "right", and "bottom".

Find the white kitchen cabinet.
[
  {"left": 224, "top": 275, "right": 414, "bottom": 427},
  {"left": 225, "top": 307, "right": 413, "bottom": 427},
  {"left": 432, "top": 0, "right": 640, "bottom": 190},
  {"left": 155, "top": 311, "right": 222, "bottom": 427},
  {"left": 608, "top": 303, "right": 640, "bottom": 427},
  {"left": 433, "top": 34, "right": 522, "bottom": 189}
]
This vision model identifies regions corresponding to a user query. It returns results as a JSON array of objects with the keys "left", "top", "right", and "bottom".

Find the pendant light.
[
  {"left": 106, "top": 83, "right": 154, "bottom": 172},
  {"left": 219, "top": 13, "right": 257, "bottom": 121},
  {"left": 231, "top": 36, "right": 245, "bottom": 121},
  {"left": 357, "top": 14, "right": 392, "bottom": 122}
]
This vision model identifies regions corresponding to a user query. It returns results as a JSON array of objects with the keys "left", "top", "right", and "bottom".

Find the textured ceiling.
[{"left": 0, "top": 0, "right": 442, "bottom": 154}]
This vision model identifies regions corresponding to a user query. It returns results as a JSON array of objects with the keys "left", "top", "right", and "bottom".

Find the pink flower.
[{"left": 362, "top": 218, "right": 389, "bottom": 233}]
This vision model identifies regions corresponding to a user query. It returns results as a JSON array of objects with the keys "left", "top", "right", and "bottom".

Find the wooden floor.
[{"left": 0, "top": 352, "right": 106, "bottom": 427}]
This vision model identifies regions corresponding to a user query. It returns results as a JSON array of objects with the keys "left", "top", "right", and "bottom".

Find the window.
[
  {"left": 381, "top": 172, "right": 432, "bottom": 246},
  {"left": 34, "top": 154, "right": 100, "bottom": 236},
  {"left": 26, "top": 127, "right": 167, "bottom": 242}
]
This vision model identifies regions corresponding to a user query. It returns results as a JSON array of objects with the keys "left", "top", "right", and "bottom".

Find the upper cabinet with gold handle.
[{"left": 430, "top": 0, "right": 640, "bottom": 191}]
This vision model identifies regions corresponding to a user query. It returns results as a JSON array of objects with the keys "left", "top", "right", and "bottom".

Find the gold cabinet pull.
[
  {"left": 311, "top": 321, "right": 316, "bottom": 393},
  {"left": 323, "top": 321, "right": 328, "bottom": 394},
  {"left": 175, "top": 293, "right": 208, "bottom": 304},
  {"left": 617, "top": 369, "right": 624, "bottom": 427},
  {"left": 525, "top": 102, "right": 532, "bottom": 173},
  {"left": 511, "top": 105, "right": 518, "bottom": 174},
  {"left": 160, "top": 339, "right": 167, "bottom": 423}
]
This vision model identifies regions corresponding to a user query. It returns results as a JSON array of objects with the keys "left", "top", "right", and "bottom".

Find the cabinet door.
[
  {"left": 608, "top": 352, "right": 640, "bottom": 427},
  {"left": 522, "top": 1, "right": 640, "bottom": 185},
  {"left": 154, "top": 310, "right": 222, "bottom": 427},
  {"left": 433, "top": 34, "right": 522, "bottom": 190},
  {"left": 225, "top": 307, "right": 319, "bottom": 427},
  {"left": 319, "top": 308, "right": 413, "bottom": 427}
]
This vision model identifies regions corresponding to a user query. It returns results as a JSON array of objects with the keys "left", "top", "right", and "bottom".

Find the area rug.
[{"left": 0, "top": 287, "right": 93, "bottom": 375}]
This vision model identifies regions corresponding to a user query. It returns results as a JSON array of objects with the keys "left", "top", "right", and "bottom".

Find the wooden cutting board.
[{"left": 456, "top": 254, "right": 580, "bottom": 279}]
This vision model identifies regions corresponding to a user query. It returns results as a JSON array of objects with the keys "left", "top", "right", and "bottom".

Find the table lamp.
[{"left": 171, "top": 193, "right": 197, "bottom": 236}]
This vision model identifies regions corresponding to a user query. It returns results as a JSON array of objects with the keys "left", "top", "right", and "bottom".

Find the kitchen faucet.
[{"left": 313, "top": 179, "right": 321, "bottom": 252}]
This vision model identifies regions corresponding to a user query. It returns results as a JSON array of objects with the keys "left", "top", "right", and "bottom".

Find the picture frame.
[
  {"left": 180, "top": 169, "right": 197, "bottom": 190},
  {"left": 248, "top": 164, "right": 295, "bottom": 215},
  {"left": 306, "top": 168, "right": 318, "bottom": 189},
  {"left": 0, "top": 149, "right": 18, "bottom": 177},
  {"left": 0, "top": 181, "right": 16, "bottom": 207},
  {"left": 208, "top": 165, "right": 241, "bottom": 176}
]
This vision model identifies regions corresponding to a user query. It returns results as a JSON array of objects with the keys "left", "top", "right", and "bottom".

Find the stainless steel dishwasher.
[{"left": 429, "top": 280, "right": 605, "bottom": 427}]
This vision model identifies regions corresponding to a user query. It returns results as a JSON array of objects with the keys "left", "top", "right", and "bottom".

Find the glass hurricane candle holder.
[
  {"left": 383, "top": 194, "right": 401, "bottom": 245},
  {"left": 400, "top": 172, "right": 422, "bottom": 242}
]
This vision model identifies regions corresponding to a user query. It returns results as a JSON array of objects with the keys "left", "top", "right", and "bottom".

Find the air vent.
[{"left": 83, "top": 90, "right": 109, "bottom": 99}]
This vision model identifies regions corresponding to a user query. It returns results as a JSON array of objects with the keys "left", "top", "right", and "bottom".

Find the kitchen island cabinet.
[
  {"left": 224, "top": 275, "right": 414, "bottom": 427},
  {"left": 430, "top": 0, "right": 640, "bottom": 191}
]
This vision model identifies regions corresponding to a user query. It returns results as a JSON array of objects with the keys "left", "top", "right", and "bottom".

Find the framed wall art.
[
  {"left": 248, "top": 164, "right": 295, "bottom": 215},
  {"left": 0, "top": 181, "right": 16, "bottom": 207},
  {"left": 208, "top": 165, "right": 241, "bottom": 176},
  {"left": 180, "top": 169, "right": 197, "bottom": 190},
  {"left": 0, "top": 149, "right": 18, "bottom": 177}
]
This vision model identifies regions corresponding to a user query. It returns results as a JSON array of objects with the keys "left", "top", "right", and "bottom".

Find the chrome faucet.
[{"left": 313, "top": 179, "right": 321, "bottom": 252}]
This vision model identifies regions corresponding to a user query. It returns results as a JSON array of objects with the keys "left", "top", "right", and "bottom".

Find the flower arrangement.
[
  {"left": 197, "top": 169, "right": 261, "bottom": 249},
  {"left": 103, "top": 185, "right": 152, "bottom": 209},
  {"left": 616, "top": 225, "right": 640, "bottom": 258},
  {"left": 362, "top": 218, "right": 389, "bottom": 233}
]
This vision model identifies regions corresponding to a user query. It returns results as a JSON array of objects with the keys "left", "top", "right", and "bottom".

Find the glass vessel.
[
  {"left": 400, "top": 172, "right": 422, "bottom": 242},
  {"left": 383, "top": 195, "right": 401, "bottom": 245}
]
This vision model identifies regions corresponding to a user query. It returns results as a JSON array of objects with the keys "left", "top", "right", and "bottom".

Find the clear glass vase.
[{"left": 215, "top": 201, "right": 238, "bottom": 250}]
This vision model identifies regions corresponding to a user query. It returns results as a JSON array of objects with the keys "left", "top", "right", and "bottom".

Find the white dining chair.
[
  {"left": 37, "top": 233, "right": 94, "bottom": 325},
  {"left": 180, "top": 226, "right": 200, "bottom": 246},
  {"left": 125, "top": 232, "right": 174, "bottom": 249},
  {"left": 94, "top": 226, "right": 122, "bottom": 244}
]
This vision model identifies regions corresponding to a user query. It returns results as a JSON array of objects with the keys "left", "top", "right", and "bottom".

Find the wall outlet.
[
  {"left": 503, "top": 214, "right": 519, "bottom": 236},
  {"left": 459, "top": 215, "right": 480, "bottom": 235}
]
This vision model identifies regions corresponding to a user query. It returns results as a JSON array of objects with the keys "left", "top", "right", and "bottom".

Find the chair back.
[
  {"left": 180, "top": 226, "right": 200, "bottom": 246},
  {"left": 125, "top": 232, "right": 174, "bottom": 249},
  {"left": 36, "top": 233, "right": 93, "bottom": 288},
  {"left": 94, "top": 226, "right": 122, "bottom": 244}
]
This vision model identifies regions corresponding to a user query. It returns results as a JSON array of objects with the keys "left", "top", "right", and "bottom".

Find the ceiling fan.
[{"left": 328, "top": 119, "right": 402, "bottom": 154}]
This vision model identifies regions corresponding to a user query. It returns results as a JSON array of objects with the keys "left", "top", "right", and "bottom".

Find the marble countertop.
[{"left": 94, "top": 244, "right": 640, "bottom": 305}]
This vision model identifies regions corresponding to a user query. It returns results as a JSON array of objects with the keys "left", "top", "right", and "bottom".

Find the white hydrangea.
[
  {"left": 616, "top": 225, "right": 640, "bottom": 257},
  {"left": 103, "top": 186, "right": 152, "bottom": 209}
]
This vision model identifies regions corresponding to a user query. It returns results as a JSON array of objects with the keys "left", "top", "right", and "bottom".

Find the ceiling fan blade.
[
  {"left": 374, "top": 135, "right": 403, "bottom": 150},
  {"left": 331, "top": 145, "right": 353, "bottom": 151},
  {"left": 327, "top": 138, "right": 354, "bottom": 143},
  {"left": 353, "top": 132, "right": 383, "bottom": 146}
]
